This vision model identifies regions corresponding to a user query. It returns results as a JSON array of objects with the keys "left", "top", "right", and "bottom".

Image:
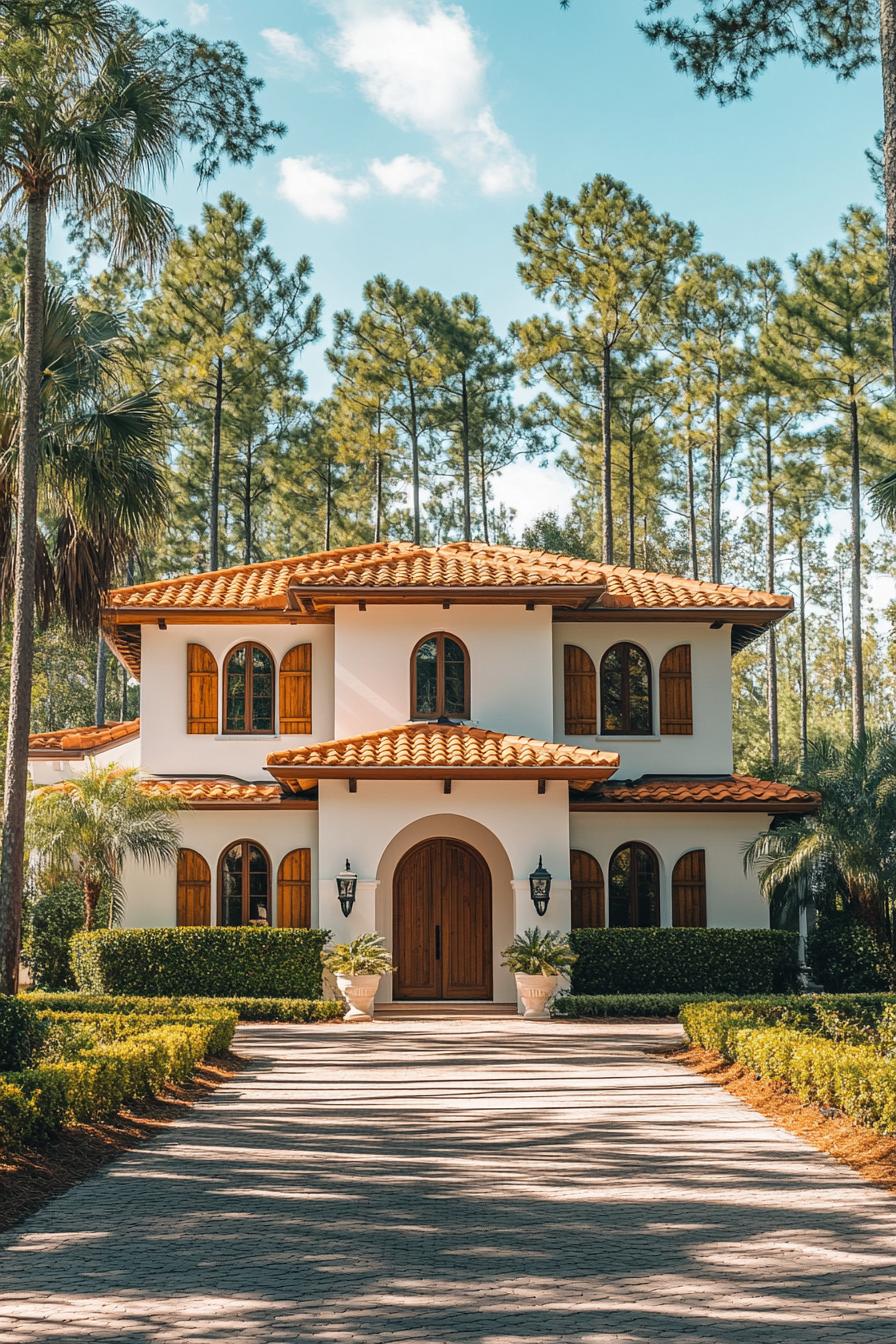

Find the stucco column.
[
  {"left": 318, "top": 877, "right": 380, "bottom": 940},
  {"left": 511, "top": 877, "right": 572, "bottom": 937}
]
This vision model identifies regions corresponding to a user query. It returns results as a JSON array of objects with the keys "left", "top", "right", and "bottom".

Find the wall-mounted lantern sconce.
[
  {"left": 336, "top": 859, "right": 358, "bottom": 917},
  {"left": 529, "top": 855, "right": 552, "bottom": 917}
]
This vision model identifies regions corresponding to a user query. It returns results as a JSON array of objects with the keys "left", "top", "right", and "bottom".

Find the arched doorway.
[{"left": 393, "top": 837, "right": 492, "bottom": 1001}]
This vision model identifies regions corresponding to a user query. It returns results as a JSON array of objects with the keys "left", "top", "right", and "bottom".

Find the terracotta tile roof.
[
  {"left": 140, "top": 778, "right": 311, "bottom": 806},
  {"left": 104, "top": 541, "right": 792, "bottom": 617},
  {"left": 267, "top": 723, "right": 619, "bottom": 791},
  {"left": 28, "top": 720, "right": 140, "bottom": 757},
  {"left": 571, "top": 774, "right": 819, "bottom": 813}
]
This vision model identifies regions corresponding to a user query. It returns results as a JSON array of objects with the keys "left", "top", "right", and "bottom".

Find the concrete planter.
[
  {"left": 515, "top": 972, "right": 559, "bottom": 1020},
  {"left": 336, "top": 972, "right": 381, "bottom": 1022}
]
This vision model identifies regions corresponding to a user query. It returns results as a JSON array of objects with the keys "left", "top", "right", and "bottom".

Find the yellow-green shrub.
[{"left": 26, "top": 991, "right": 343, "bottom": 1024}]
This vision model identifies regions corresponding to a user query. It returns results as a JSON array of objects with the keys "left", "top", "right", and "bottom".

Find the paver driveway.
[{"left": 2, "top": 1017, "right": 896, "bottom": 1343}]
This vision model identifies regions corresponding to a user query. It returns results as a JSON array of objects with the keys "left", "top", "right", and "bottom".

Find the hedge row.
[
  {"left": 551, "top": 993, "right": 721, "bottom": 1019},
  {"left": 37, "top": 1009, "right": 238, "bottom": 1059},
  {"left": 71, "top": 928, "right": 329, "bottom": 998},
  {"left": 0, "top": 1012, "right": 237, "bottom": 1149},
  {"left": 569, "top": 928, "right": 800, "bottom": 994},
  {"left": 735, "top": 1027, "right": 896, "bottom": 1134},
  {"left": 27, "top": 992, "right": 344, "bottom": 1023},
  {"left": 679, "top": 994, "right": 896, "bottom": 1058}
]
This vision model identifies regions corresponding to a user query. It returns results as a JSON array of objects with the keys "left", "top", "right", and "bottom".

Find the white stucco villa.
[{"left": 28, "top": 541, "right": 817, "bottom": 1004}]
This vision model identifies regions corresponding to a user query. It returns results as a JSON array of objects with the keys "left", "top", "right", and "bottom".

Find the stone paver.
[{"left": 2, "top": 1017, "right": 896, "bottom": 1343}]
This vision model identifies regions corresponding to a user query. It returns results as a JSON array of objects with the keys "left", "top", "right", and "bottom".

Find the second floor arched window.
[
  {"left": 224, "top": 642, "right": 274, "bottom": 733},
  {"left": 600, "top": 641, "right": 652, "bottom": 735},
  {"left": 412, "top": 633, "right": 469, "bottom": 719}
]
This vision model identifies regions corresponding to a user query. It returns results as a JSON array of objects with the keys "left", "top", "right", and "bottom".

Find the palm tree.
[
  {"left": 27, "top": 765, "right": 184, "bottom": 931},
  {"left": 744, "top": 731, "right": 896, "bottom": 944},
  {"left": 0, "top": 0, "right": 283, "bottom": 991},
  {"left": 0, "top": 286, "right": 168, "bottom": 635}
]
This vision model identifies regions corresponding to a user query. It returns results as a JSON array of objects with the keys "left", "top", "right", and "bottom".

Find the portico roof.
[{"left": 266, "top": 722, "right": 621, "bottom": 792}]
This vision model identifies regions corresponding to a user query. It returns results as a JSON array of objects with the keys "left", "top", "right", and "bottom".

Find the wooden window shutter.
[
  {"left": 278, "top": 848, "right": 311, "bottom": 928},
  {"left": 564, "top": 645, "right": 597, "bottom": 735},
  {"left": 571, "top": 849, "right": 605, "bottom": 928},
  {"left": 660, "top": 644, "right": 693, "bottom": 735},
  {"left": 672, "top": 849, "right": 706, "bottom": 927},
  {"left": 279, "top": 643, "right": 312, "bottom": 734},
  {"left": 176, "top": 849, "right": 211, "bottom": 926},
  {"left": 187, "top": 644, "right": 218, "bottom": 734}
]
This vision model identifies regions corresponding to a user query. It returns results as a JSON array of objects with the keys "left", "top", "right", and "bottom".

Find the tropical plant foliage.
[
  {"left": 502, "top": 928, "right": 577, "bottom": 977},
  {"left": 322, "top": 933, "right": 396, "bottom": 977}
]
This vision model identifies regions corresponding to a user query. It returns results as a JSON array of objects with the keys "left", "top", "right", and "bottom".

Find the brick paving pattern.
[{"left": 2, "top": 1017, "right": 896, "bottom": 1343}]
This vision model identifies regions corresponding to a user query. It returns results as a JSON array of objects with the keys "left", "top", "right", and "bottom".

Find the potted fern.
[
  {"left": 322, "top": 933, "right": 396, "bottom": 1021},
  {"left": 502, "top": 928, "right": 576, "bottom": 1020}
]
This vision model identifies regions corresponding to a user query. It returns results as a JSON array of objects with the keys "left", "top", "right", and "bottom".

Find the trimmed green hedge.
[
  {"left": 551, "top": 993, "right": 721, "bottom": 1019},
  {"left": 71, "top": 928, "right": 329, "bottom": 998},
  {"left": 0, "top": 996, "right": 46, "bottom": 1072},
  {"left": 679, "top": 993, "right": 896, "bottom": 1058},
  {"left": 569, "top": 928, "right": 799, "bottom": 994},
  {"left": 735, "top": 1027, "right": 896, "bottom": 1134},
  {"left": 0, "top": 1013, "right": 237, "bottom": 1149},
  {"left": 26, "top": 992, "right": 344, "bottom": 1023}
]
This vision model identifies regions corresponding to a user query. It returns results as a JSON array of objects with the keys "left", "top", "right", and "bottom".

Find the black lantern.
[
  {"left": 336, "top": 859, "right": 358, "bottom": 917},
  {"left": 529, "top": 855, "right": 552, "bottom": 916}
]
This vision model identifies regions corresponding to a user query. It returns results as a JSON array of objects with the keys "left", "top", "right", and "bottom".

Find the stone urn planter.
[
  {"left": 514, "top": 971, "right": 560, "bottom": 1020},
  {"left": 502, "top": 928, "right": 577, "bottom": 1023},
  {"left": 335, "top": 972, "right": 381, "bottom": 1022}
]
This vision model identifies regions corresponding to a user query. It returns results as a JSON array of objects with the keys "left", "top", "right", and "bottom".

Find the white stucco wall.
[
  {"left": 138, "top": 622, "right": 334, "bottom": 778},
  {"left": 334, "top": 604, "right": 555, "bottom": 739},
  {"left": 120, "top": 807, "right": 318, "bottom": 928},
  {"left": 568, "top": 809, "right": 773, "bottom": 929},
  {"left": 552, "top": 621, "right": 734, "bottom": 775}
]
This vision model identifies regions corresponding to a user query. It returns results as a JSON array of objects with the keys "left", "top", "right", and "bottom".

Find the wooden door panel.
[
  {"left": 393, "top": 841, "right": 439, "bottom": 999},
  {"left": 440, "top": 839, "right": 492, "bottom": 1000}
]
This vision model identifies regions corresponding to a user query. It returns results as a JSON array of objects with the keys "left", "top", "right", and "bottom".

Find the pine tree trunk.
[
  {"left": 879, "top": 0, "right": 896, "bottom": 378},
  {"left": 325, "top": 459, "right": 332, "bottom": 551},
  {"left": 460, "top": 369, "right": 472, "bottom": 542},
  {"left": 600, "top": 342, "right": 613, "bottom": 564},
  {"left": 0, "top": 194, "right": 48, "bottom": 995},
  {"left": 765, "top": 418, "right": 779, "bottom": 765},
  {"left": 243, "top": 440, "right": 252, "bottom": 565},
  {"left": 627, "top": 422, "right": 636, "bottom": 568},
  {"left": 374, "top": 453, "right": 383, "bottom": 543},
  {"left": 209, "top": 354, "right": 223, "bottom": 570},
  {"left": 686, "top": 415, "right": 698, "bottom": 580},
  {"left": 95, "top": 631, "right": 107, "bottom": 728},
  {"left": 711, "top": 377, "right": 722, "bottom": 583},
  {"left": 83, "top": 878, "right": 101, "bottom": 934},
  {"left": 797, "top": 526, "right": 809, "bottom": 771},
  {"left": 407, "top": 372, "right": 421, "bottom": 546},
  {"left": 849, "top": 389, "right": 866, "bottom": 741},
  {"left": 479, "top": 442, "right": 489, "bottom": 545}
]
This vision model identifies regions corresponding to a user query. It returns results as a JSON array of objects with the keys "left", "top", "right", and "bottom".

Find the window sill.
[
  {"left": 214, "top": 734, "right": 281, "bottom": 741},
  {"left": 596, "top": 735, "right": 662, "bottom": 742}
]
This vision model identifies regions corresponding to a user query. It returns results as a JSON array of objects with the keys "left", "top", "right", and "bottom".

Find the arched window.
[
  {"left": 411, "top": 633, "right": 469, "bottom": 719},
  {"left": 219, "top": 841, "right": 271, "bottom": 926},
  {"left": 600, "top": 642, "right": 652, "bottom": 735},
  {"left": 608, "top": 842, "right": 660, "bottom": 928},
  {"left": 223, "top": 642, "right": 274, "bottom": 733}
]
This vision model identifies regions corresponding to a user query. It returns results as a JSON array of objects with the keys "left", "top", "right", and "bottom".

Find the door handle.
[{"left": 435, "top": 924, "right": 441, "bottom": 960}]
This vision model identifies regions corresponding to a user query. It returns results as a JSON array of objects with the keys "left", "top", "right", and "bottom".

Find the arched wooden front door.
[{"left": 393, "top": 838, "right": 492, "bottom": 1001}]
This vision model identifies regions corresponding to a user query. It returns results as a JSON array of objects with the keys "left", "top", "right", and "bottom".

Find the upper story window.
[
  {"left": 600, "top": 642, "right": 652, "bottom": 735},
  {"left": 412, "top": 633, "right": 469, "bottom": 719},
  {"left": 224, "top": 642, "right": 274, "bottom": 733}
]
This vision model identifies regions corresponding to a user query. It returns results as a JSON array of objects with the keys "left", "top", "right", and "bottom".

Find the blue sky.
[{"left": 126, "top": 0, "right": 883, "bottom": 527}]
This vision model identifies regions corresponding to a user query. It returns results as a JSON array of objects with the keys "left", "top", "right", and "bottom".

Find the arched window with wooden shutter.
[
  {"left": 279, "top": 643, "right": 312, "bottom": 734},
  {"left": 186, "top": 643, "right": 218, "bottom": 734},
  {"left": 672, "top": 849, "right": 707, "bottom": 927},
  {"left": 659, "top": 644, "right": 693, "bottom": 735},
  {"left": 278, "top": 848, "right": 312, "bottom": 928},
  {"left": 564, "top": 645, "right": 597, "bottom": 735},
  {"left": 177, "top": 849, "right": 211, "bottom": 926},
  {"left": 571, "top": 849, "right": 604, "bottom": 928}
]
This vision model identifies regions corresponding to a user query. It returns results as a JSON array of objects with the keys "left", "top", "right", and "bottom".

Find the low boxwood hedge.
[
  {"left": 679, "top": 993, "right": 896, "bottom": 1058},
  {"left": 0, "top": 996, "right": 47, "bottom": 1072},
  {"left": 71, "top": 927, "right": 329, "bottom": 998},
  {"left": 569, "top": 928, "right": 799, "bottom": 995},
  {"left": 26, "top": 992, "right": 344, "bottom": 1023},
  {"left": 551, "top": 993, "right": 721, "bottom": 1019}
]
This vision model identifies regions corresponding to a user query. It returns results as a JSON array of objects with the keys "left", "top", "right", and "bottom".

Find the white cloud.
[
  {"left": 277, "top": 157, "right": 370, "bottom": 222},
  {"left": 325, "top": 1, "right": 534, "bottom": 197},
  {"left": 186, "top": 1, "right": 208, "bottom": 26},
  {"left": 261, "top": 28, "right": 316, "bottom": 70},
  {"left": 369, "top": 154, "right": 444, "bottom": 200}
]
